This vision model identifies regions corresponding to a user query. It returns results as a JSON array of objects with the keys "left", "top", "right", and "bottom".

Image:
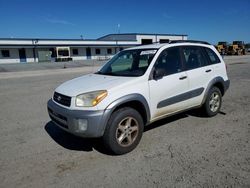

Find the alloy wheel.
[{"left": 115, "top": 117, "right": 139, "bottom": 147}]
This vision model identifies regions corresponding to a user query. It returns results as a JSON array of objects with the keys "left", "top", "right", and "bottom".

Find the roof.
[
  {"left": 126, "top": 40, "right": 212, "bottom": 50},
  {"left": 0, "top": 33, "right": 188, "bottom": 47},
  {"left": 98, "top": 33, "right": 188, "bottom": 41},
  {"left": 0, "top": 33, "right": 187, "bottom": 42},
  {"left": 0, "top": 38, "right": 140, "bottom": 47},
  {"left": 127, "top": 43, "right": 167, "bottom": 50},
  {"left": 98, "top": 34, "right": 137, "bottom": 41},
  {"left": 0, "top": 38, "right": 115, "bottom": 42}
]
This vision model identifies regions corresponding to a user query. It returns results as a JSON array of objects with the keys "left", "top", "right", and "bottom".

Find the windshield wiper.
[
  {"left": 95, "top": 71, "right": 102, "bottom": 74},
  {"left": 95, "top": 71, "right": 116, "bottom": 76}
]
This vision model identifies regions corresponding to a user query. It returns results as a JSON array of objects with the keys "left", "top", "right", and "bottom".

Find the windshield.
[
  {"left": 96, "top": 49, "right": 157, "bottom": 77},
  {"left": 233, "top": 41, "right": 242, "bottom": 45},
  {"left": 218, "top": 42, "right": 226, "bottom": 45}
]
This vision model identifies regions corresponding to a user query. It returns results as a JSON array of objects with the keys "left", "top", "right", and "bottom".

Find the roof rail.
[{"left": 169, "top": 40, "right": 210, "bottom": 45}]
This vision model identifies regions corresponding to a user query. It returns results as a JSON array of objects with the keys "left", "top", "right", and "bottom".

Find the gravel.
[{"left": 0, "top": 56, "right": 249, "bottom": 187}]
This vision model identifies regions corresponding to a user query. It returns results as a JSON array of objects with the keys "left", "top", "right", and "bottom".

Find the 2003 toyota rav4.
[{"left": 47, "top": 40, "right": 230, "bottom": 154}]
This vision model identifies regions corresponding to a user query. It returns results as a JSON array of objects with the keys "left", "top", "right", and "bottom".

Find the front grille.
[{"left": 53, "top": 92, "right": 71, "bottom": 107}]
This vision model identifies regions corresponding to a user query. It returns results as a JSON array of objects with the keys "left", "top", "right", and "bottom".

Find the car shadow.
[
  {"left": 144, "top": 109, "right": 226, "bottom": 132},
  {"left": 185, "top": 108, "right": 227, "bottom": 118},
  {"left": 44, "top": 121, "right": 113, "bottom": 155},
  {"left": 144, "top": 113, "right": 188, "bottom": 132}
]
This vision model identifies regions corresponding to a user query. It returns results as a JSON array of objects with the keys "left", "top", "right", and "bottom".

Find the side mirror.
[{"left": 153, "top": 68, "right": 165, "bottom": 80}]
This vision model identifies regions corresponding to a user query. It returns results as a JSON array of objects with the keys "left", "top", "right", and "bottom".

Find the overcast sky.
[{"left": 0, "top": 0, "right": 249, "bottom": 44}]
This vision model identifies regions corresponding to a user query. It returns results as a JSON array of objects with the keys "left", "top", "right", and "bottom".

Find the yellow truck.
[
  {"left": 227, "top": 41, "right": 246, "bottom": 55},
  {"left": 216, "top": 42, "right": 228, "bottom": 55}
]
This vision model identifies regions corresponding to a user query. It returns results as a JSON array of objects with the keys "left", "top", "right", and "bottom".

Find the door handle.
[
  {"left": 179, "top": 76, "right": 187, "bottom": 80},
  {"left": 205, "top": 69, "right": 212, "bottom": 73}
]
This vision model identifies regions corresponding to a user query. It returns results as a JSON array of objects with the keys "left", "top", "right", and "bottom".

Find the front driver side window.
[{"left": 154, "top": 47, "right": 182, "bottom": 76}]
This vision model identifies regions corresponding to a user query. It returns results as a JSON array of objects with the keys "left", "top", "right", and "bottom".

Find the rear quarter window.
[{"left": 204, "top": 47, "right": 221, "bottom": 64}]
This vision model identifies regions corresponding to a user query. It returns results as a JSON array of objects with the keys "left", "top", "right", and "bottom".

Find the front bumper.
[
  {"left": 47, "top": 99, "right": 110, "bottom": 138},
  {"left": 224, "top": 80, "right": 230, "bottom": 92}
]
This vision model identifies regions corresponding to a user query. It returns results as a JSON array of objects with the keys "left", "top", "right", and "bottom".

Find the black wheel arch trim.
[
  {"left": 202, "top": 76, "right": 230, "bottom": 104},
  {"left": 104, "top": 93, "right": 151, "bottom": 125}
]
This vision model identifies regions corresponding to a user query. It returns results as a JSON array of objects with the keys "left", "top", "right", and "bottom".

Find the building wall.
[
  {"left": 0, "top": 44, "right": 160, "bottom": 64},
  {"left": 0, "top": 48, "right": 41, "bottom": 64},
  {"left": 0, "top": 48, "right": 20, "bottom": 64},
  {"left": 0, "top": 45, "right": 134, "bottom": 64},
  {"left": 90, "top": 47, "right": 117, "bottom": 60},
  {"left": 136, "top": 35, "right": 187, "bottom": 44},
  {"left": 68, "top": 47, "right": 118, "bottom": 61},
  {"left": 0, "top": 34, "right": 188, "bottom": 64},
  {"left": 70, "top": 47, "right": 87, "bottom": 60},
  {"left": 26, "top": 48, "right": 35, "bottom": 63}
]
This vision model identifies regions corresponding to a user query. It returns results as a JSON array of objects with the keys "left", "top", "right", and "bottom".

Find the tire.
[
  {"left": 237, "top": 50, "right": 241, "bottom": 55},
  {"left": 202, "top": 87, "right": 222, "bottom": 117},
  {"left": 102, "top": 107, "right": 144, "bottom": 155}
]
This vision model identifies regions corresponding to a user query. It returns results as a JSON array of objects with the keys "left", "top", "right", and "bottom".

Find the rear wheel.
[
  {"left": 102, "top": 107, "right": 144, "bottom": 155},
  {"left": 202, "top": 87, "right": 222, "bottom": 117}
]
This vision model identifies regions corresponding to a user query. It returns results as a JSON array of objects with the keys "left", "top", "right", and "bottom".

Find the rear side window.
[
  {"left": 181, "top": 46, "right": 207, "bottom": 70},
  {"left": 204, "top": 47, "right": 221, "bottom": 64}
]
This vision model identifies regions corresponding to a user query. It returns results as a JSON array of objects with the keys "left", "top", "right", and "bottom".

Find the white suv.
[{"left": 47, "top": 41, "right": 230, "bottom": 154}]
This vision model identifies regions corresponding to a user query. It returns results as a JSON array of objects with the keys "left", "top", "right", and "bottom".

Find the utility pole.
[
  {"left": 117, "top": 24, "right": 120, "bottom": 34},
  {"left": 32, "top": 39, "right": 38, "bottom": 62}
]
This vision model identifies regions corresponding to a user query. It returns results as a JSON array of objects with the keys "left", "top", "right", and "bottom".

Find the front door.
[
  {"left": 149, "top": 47, "right": 189, "bottom": 121},
  {"left": 86, "top": 48, "right": 91, "bottom": 59},
  {"left": 19, "top": 48, "right": 26, "bottom": 63}
]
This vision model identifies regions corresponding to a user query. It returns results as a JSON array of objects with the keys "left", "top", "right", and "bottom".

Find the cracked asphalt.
[{"left": 0, "top": 56, "right": 249, "bottom": 187}]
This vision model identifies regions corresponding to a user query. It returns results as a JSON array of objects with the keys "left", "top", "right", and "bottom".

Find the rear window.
[{"left": 204, "top": 47, "right": 221, "bottom": 64}]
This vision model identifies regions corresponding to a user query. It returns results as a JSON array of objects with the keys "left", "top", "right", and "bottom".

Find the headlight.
[{"left": 75, "top": 90, "right": 108, "bottom": 107}]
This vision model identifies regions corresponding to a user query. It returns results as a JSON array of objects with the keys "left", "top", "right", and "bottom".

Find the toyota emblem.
[{"left": 57, "top": 96, "right": 61, "bottom": 101}]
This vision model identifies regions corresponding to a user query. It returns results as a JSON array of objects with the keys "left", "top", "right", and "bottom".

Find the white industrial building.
[{"left": 0, "top": 33, "right": 187, "bottom": 64}]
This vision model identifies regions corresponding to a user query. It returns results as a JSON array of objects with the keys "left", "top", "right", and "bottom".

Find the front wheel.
[
  {"left": 202, "top": 87, "right": 222, "bottom": 117},
  {"left": 102, "top": 107, "right": 144, "bottom": 155}
]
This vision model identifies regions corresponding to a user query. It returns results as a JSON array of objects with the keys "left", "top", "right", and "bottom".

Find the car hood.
[{"left": 55, "top": 73, "right": 135, "bottom": 97}]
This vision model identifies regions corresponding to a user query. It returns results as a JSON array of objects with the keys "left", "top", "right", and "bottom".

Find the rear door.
[
  {"left": 180, "top": 46, "right": 213, "bottom": 106},
  {"left": 203, "top": 47, "right": 224, "bottom": 78},
  {"left": 148, "top": 47, "right": 189, "bottom": 121}
]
